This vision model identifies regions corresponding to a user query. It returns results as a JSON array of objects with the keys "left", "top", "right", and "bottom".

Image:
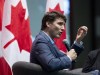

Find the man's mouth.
[{"left": 59, "top": 32, "right": 62, "bottom": 35}]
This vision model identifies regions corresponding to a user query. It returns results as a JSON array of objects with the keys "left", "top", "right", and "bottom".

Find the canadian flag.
[
  {"left": 46, "top": 0, "right": 70, "bottom": 52},
  {"left": 0, "top": 0, "right": 32, "bottom": 75}
]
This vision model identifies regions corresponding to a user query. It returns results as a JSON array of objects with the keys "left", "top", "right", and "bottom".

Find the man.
[
  {"left": 82, "top": 49, "right": 100, "bottom": 75},
  {"left": 30, "top": 11, "right": 88, "bottom": 72}
]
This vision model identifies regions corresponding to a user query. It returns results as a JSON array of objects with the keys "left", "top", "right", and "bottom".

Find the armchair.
[{"left": 12, "top": 61, "right": 92, "bottom": 75}]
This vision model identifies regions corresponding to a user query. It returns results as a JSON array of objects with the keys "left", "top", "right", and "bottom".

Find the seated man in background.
[
  {"left": 82, "top": 48, "right": 100, "bottom": 75},
  {"left": 30, "top": 11, "right": 88, "bottom": 72}
]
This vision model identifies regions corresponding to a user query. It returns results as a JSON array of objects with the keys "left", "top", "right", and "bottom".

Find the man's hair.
[{"left": 41, "top": 11, "right": 66, "bottom": 30}]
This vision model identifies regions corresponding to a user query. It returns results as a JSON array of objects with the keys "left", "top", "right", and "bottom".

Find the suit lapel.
[
  {"left": 40, "top": 31, "right": 60, "bottom": 57},
  {"left": 39, "top": 31, "right": 61, "bottom": 57}
]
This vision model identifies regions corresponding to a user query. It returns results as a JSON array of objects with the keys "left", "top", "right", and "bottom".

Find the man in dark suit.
[
  {"left": 30, "top": 11, "right": 88, "bottom": 72},
  {"left": 82, "top": 49, "right": 100, "bottom": 74}
]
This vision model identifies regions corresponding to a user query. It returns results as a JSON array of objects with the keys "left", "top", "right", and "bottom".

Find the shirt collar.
[{"left": 42, "top": 31, "right": 54, "bottom": 44}]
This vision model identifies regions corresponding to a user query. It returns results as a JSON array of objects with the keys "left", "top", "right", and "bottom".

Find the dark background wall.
[
  {"left": 70, "top": 0, "right": 100, "bottom": 68},
  {"left": 94, "top": 0, "right": 100, "bottom": 49}
]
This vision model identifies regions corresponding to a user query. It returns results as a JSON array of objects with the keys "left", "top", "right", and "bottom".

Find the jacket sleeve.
[
  {"left": 71, "top": 44, "right": 84, "bottom": 56},
  {"left": 82, "top": 50, "right": 99, "bottom": 73},
  {"left": 82, "top": 52, "right": 94, "bottom": 72},
  {"left": 33, "top": 42, "right": 72, "bottom": 72}
]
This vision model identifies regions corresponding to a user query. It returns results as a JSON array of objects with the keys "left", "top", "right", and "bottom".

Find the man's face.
[{"left": 48, "top": 18, "right": 65, "bottom": 39}]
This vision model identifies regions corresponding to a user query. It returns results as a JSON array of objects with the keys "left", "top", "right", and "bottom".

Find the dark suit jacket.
[
  {"left": 30, "top": 31, "right": 84, "bottom": 72},
  {"left": 82, "top": 49, "right": 100, "bottom": 73}
]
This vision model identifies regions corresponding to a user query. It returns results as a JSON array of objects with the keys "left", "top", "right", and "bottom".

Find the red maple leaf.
[
  {"left": 49, "top": 3, "right": 67, "bottom": 52},
  {"left": 49, "top": 3, "right": 64, "bottom": 14},
  {"left": 4, "top": 1, "right": 32, "bottom": 52},
  {"left": 0, "top": 0, "right": 4, "bottom": 31}
]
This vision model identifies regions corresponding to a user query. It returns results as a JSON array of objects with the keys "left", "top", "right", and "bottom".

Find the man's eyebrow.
[{"left": 58, "top": 22, "right": 65, "bottom": 24}]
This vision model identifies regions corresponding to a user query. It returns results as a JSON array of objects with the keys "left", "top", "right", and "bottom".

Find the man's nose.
[{"left": 61, "top": 25, "right": 65, "bottom": 31}]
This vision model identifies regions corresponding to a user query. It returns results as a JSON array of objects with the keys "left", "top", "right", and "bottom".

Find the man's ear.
[{"left": 46, "top": 22, "right": 50, "bottom": 27}]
